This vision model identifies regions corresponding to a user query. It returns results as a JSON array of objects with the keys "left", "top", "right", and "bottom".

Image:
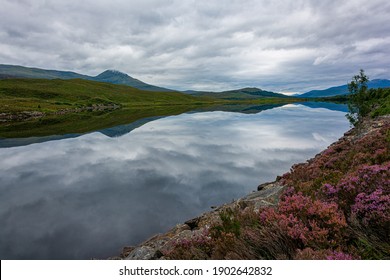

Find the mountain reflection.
[{"left": 0, "top": 102, "right": 348, "bottom": 147}]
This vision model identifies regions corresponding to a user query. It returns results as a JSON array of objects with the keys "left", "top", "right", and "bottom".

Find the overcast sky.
[{"left": 1, "top": 0, "right": 389, "bottom": 93}]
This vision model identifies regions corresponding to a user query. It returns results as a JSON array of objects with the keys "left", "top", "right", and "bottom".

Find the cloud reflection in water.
[{"left": 0, "top": 104, "right": 350, "bottom": 259}]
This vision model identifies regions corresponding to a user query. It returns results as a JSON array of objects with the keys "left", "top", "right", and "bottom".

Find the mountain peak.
[
  {"left": 240, "top": 87, "right": 262, "bottom": 92},
  {"left": 92, "top": 69, "right": 175, "bottom": 92},
  {"left": 96, "top": 69, "right": 129, "bottom": 78},
  {"left": 0, "top": 64, "right": 176, "bottom": 92}
]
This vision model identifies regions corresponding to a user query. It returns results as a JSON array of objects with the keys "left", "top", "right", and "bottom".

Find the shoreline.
[
  {"left": 0, "top": 104, "right": 121, "bottom": 122},
  {"left": 112, "top": 115, "right": 389, "bottom": 260}
]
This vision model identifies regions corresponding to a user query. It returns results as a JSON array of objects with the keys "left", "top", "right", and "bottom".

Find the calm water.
[{"left": 0, "top": 103, "right": 350, "bottom": 259}]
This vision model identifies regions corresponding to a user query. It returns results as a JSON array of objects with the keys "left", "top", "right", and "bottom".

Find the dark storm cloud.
[{"left": 1, "top": 0, "right": 389, "bottom": 92}]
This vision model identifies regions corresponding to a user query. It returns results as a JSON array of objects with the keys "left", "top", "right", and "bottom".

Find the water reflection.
[
  {"left": 0, "top": 104, "right": 350, "bottom": 259},
  {"left": 0, "top": 102, "right": 348, "bottom": 148}
]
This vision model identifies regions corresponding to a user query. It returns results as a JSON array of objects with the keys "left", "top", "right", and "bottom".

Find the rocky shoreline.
[
  {"left": 112, "top": 115, "right": 389, "bottom": 260},
  {"left": 0, "top": 104, "right": 121, "bottom": 122},
  {"left": 113, "top": 182, "right": 286, "bottom": 260}
]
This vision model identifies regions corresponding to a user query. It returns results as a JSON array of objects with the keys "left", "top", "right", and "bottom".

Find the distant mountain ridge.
[
  {"left": 300, "top": 79, "right": 390, "bottom": 97},
  {"left": 186, "top": 87, "right": 289, "bottom": 99},
  {"left": 0, "top": 64, "right": 175, "bottom": 92},
  {"left": 222, "top": 87, "right": 287, "bottom": 98},
  {"left": 8, "top": 64, "right": 388, "bottom": 98}
]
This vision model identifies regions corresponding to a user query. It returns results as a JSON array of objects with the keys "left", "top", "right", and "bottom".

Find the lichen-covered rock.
[{"left": 125, "top": 246, "right": 157, "bottom": 260}]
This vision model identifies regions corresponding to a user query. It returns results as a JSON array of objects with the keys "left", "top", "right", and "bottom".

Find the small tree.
[
  {"left": 348, "top": 69, "right": 369, "bottom": 95},
  {"left": 346, "top": 69, "right": 369, "bottom": 126}
]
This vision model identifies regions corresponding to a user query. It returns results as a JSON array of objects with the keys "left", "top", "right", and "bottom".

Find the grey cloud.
[{"left": 1, "top": 0, "right": 389, "bottom": 92}]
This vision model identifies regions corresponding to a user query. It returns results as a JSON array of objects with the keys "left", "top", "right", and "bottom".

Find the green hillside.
[
  {"left": 0, "top": 64, "right": 90, "bottom": 80},
  {"left": 0, "top": 78, "right": 210, "bottom": 114},
  {"left": 0, "top": 78, "right": 219, "bottom": 137},
  {"left": 192, "top": 87, "right": 289, "bottom": 100},
  {"left": 0, "top": 64, "right": 175, "bottom": 92}
]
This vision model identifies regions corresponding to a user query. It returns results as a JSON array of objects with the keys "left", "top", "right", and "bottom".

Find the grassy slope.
[
  {"left": 193, "top": 91, "right": 269, "bottom": 100},
  {"left": 192, "top": 88, "right": 289, "bottom": 100},
  {"left": 364, "top": 87, "right": 390, "bottom": 117},
  {"left": 0, "top": 64, "right": 90, "bottom": 79},
  {"left": 0, "top": 78, "right": 213, "bottom": 137},
  {"left": 0, "top": 64, "right": 174, "bottom": 92},
  {"left": 0, "top": 78, "right": 211, "bottom": 113}
]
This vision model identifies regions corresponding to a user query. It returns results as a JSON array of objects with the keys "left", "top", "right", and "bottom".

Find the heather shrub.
[
  {"left": 282, "top": 124, "right": 389, "bottom": 195},
  {"left": 295, "top": 248, "right": 356, "bottom": 260},
  {"left": 260, "top": 191, "right": 347, "bottom": 249},
  {"left": 351, "top": 188, "right": 390, "bottom": 222},
  {"left": 322, "top": 163, "right": 390, "bottom": 215},
  {"left": 209, "top": 232, "right": 252, "bottom": 259},
  {"left": 326, "top": 250, "right": 355, "bottom": 260},
  {"left": 164, "top": 229, "right": 213, "bottom": 259},
  {"left": 295, "top": 248, "right": 329, "bottom": 259},
  {"left": 351, "top": 188, "right": 390, "bottom": 240},
  {"left": 209, "top": 207, "right": 299, "bottom": 259}
]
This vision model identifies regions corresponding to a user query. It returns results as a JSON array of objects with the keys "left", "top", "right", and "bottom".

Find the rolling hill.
[
  {"left": 300, "top": 79, "right": 390, "bottom": 97},
  {"left": 0, "top": 78, "right": 213, "bottom": 115},
  {"left": 0, "top": 64, "right": 175, "bottom": 92},
  {"left": 188, "top": 87, "right": 289, "bottom": 100}
]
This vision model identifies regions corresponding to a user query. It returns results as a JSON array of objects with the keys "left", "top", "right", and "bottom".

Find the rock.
[
  {"left": 153, "top": 250, "right": 164, "bottom": 259},
  {"left": 172, "top": 224, "right": 191, "bottom": 234},
  {"left": 257, "top": 182, "right": 268, "bottom": 191},
  {"left": 120, "top": 246, "right": 135, "bottom": 258},
  {"left": 184, "top": 217, "right": 201, "bottom": 230},
  {"left": 0, "top": 111, "right": 45, "bottom": 122},
  {"left": 240, "top": 183, "right": 286, "bottom": 209},
  {"left": 125, "top": 246, "right": 157, "bottom": 260}
]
